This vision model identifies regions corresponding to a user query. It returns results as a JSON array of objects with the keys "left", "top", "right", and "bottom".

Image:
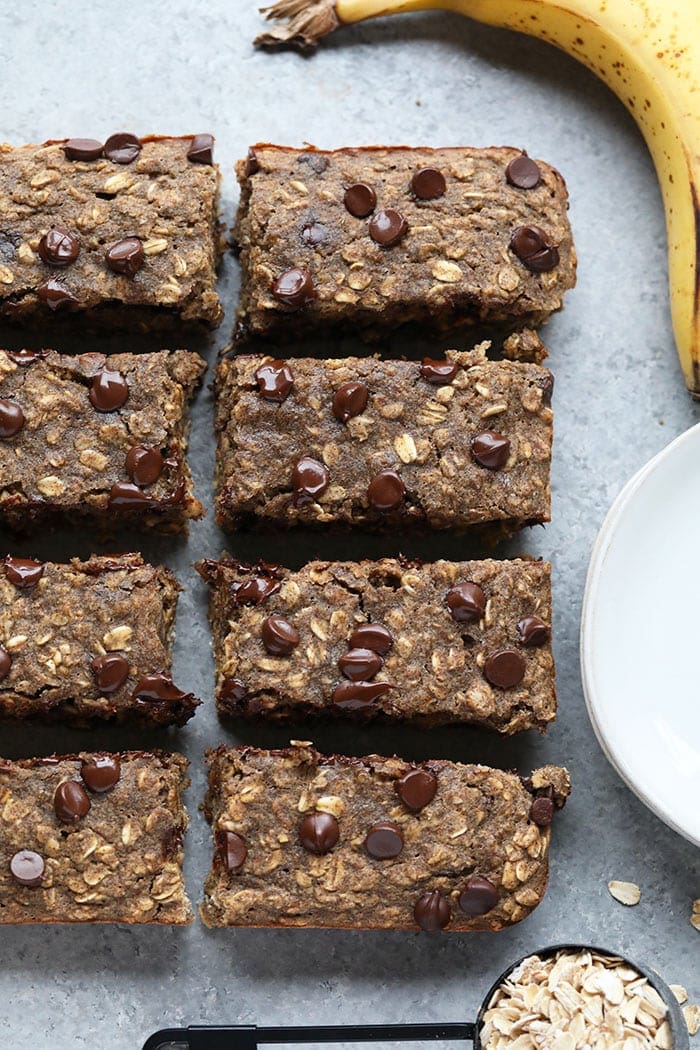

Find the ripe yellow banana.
[{"left": 256, "top": 0, "right": 700, "bottom": 397}]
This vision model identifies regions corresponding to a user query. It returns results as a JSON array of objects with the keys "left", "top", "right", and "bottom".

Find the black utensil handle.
[{"left": 143, "top": 1022, "right": 477, "bottom": 1050}]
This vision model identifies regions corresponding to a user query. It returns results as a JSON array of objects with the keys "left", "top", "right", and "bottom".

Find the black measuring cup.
[{"left": 142, "top": 943, "right": 689, "bottom": 1050}]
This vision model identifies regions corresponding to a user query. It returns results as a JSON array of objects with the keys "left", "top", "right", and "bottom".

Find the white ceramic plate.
[{"left": 581, "top": 423, "right": 700, "bottom": 847}]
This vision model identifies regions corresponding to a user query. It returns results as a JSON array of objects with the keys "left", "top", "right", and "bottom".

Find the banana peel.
[{"left": 256, "top": 0, "right": 700, "bottom": 398}]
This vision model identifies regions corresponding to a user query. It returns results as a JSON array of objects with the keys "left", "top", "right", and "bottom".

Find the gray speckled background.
[{"left": 0, "top": 1, "right": 698, "bottom": 1047}]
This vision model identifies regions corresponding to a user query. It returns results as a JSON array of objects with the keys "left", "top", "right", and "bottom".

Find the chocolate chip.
[
  {"left": 220, "top": 677, "right": 247, "bottom": 703},
  {"left": 299, "top": 812, "right": 339, "bottom": 854},
  {"left": 292, "top": 457, "right": 329, "bottom": 505},
  {"left": 37, "top": 278, "right": 78, "bottom": 310},
  {"left": 0, "top": 400, "right": 25, "bottom": 438},
  {"left": 349, "top": 622, "right": 393, "bottom": 655},
  {"left": 395, "top": 768, "right": 437, "bottom": 811},
  {"left": 471, "top": 430, "right": 511, "bottom": 469},
  {"left": 255, "top": 360, "right": 294, "bottom": 402},
  {"left": 411, "top": 167, "right": 446, "bottom": 200},
  {"left": 332, "top": 680, "right": 393, "bottom": 710},
  {"left": 125, "top": 445, "right": 163, "bottom": 486},
  {"left": 4, "top": 556, "right": 45, "bottom": 588},
  {"left": 262, "top": 613, "right": 300, "bottom": 655},
  {"left": 132, "top": 673, "right": 190, "bottom": 703},
  {"left": 530, "top": 795, "right": 555, "bottom": 826},
  {"left": 234, "top": 576, "right": 281, "bottom": 605},
  {"left": 369, "top": 208, "right": 408, "bottom": 247},
  {"left": 187, "top": 133, "right": 214, "bottom": 164},
  {"left": 38, "top": 226, "right": 80, "bottom": 267},
  {"left": 459, "top": 875, "right": 498, "bottom": 916},
  {"left": 54, "top": 780, "right": 91, "bottom": 824},
  {"left": 338, "top": 647, "right": 383, "bottom": 681},
  {"left": 420, "top": 358, "right": 458, "bottom": 385},
  {"left": 272, "top": 267, "right": 315, "bottom": 309},
  {"left": 91, "top": 653, "right": 129, "bottom": 694},
  {"left": 540, "top": 372, "right": 554, "bottom": 406},
  {"left": 7, "top": 349, "right": 48, "bottom": 365},
  {"left": 81, "top": 754, "right": 121, "bottom": 793},
  {"left": 245, "top": 148, "right": 259, "bottom": 176},
  {"left": 217, "top": 829, "right": 247, "bottom": 871},
  {"left": 300, "top": 221, "right": 328, "bottom": 246},
  {"left": 344, "top": 183, "right": 377, "bottom": 218},
  {"left": 445, "top": 581, "right": 486, "bottom": 623},
  {"left": 9, "top": 850, "right": 44, "bottom": 887},
  {"left": 510, "top": 225, "right": 559, "bottom": 273},
  {"left": 333, "top": 381, "right": 368, "bottom": 422},
  {"left": 106, "top": 237, "right": 144, "bottom": 277},
  {"left": 0, "top": 645, "right": 11, "bottom": 681},
  {"left": 108, "top": 481, "right": 150, "bottom": 506},
  {"left": 414, "top": 890, "right": 451, "bottom": 931},
  {"left": 365, "top": 820, "right": 403, "bottom": 859},
  {"left": 517, "top": 615, "right": 551, "bottom": 647},
  {"left": 506, "top": 154, "right": 542, "bottom": 190},
  {"left": 367, "top": 469, "right": 405, "bottom": 511},
  {"left": 103, "top": 132, "right": 142, "bottom": 164},
  {"left": 483, "top": 648, "right": 526, "bottom": 689},
  {"left": 63, "top": 138, "right": 104, "bottom": 161},
  {"left": 89, "top": 367, "right": 129, "bottom": 412}
]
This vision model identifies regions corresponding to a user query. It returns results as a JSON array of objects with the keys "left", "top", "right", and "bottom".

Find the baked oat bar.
[
  {"left": 0, "top": 553, "right": 199, "bottom": 726},
  {"left": 0, "top": 134, "right": 223, "bottom": 330},
  {"left": 234, "top": 144, "right": 576, "bottom": 341},
  {"left": 214, "top": 346, "right": 552, "bottom": 531},
  {"left": 0, "top": 348, "right": 205, "bottom": 531},
  {"left": 0, "top": 750, "right": 192, "bottom": 924},
  {"left": 201, "top": 743, "right": 570, "bottom": 931},
  {"left": 197, "top": 556, "right": 555, "bottom": 734}
]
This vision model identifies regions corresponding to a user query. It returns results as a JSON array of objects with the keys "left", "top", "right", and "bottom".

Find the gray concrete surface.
[{"left": 0, "top": 1, "right": 697, "bottom": 1047}]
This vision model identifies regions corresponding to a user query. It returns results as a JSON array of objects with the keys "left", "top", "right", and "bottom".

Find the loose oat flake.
[
  {"left": 684, "top": 1004, "right": 700, "bottom": 1036},
  {"left": 480, "top": 949, "right": 671, "bottom": 1049},
  {"left": 691, "top": 898, "right": 700, "bottom": 932},
  {"left": 608, "top": 880, "right": 642, "bottom": 906}
]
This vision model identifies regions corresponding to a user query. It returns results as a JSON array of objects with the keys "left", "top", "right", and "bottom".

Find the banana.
[{"left": 256, "top": 0, "right": 700, "bottom": 398}]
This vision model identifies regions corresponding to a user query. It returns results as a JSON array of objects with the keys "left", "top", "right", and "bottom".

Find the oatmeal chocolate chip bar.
[
  {"left": 0, "top": 134, "right": 223, "bottom": 329},
  {"left": 0, "top": 348, "right": 205, "bottom": 531},
  {"left": 214, "top": 346, "right": 552, "bottom": 531},
  {"left": 0, "top": 553, "right": 199, "bottom": 726},
  {"left": 197, "top": 556, "right": 555, "bottom": 734},
  {"left": 233, "top": 144, "right": 576, "bottom": 341},
  {"left": 201, "top": 743, "right": 570, "bottom": 931},
  {"left": 0, "top": 751, "right": 192, "bottom": 924}
]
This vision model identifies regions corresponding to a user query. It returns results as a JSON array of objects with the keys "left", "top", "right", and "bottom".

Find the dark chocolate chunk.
[
  {"left": 4, "top": 556, "right": 45, "bottom": 588},
  {"left": 483, "top": 648, "right": 526, "bottom": 689},
  {"left": 7, "top": 350, "right": 48, "bottom": 365},
  {"left": 395, "top": 768, "right": 437, "bottom": 811},
  {"left": 91, "top": 653, "right": 130, "bottom": 694},
  {"left": 414, "top": 890, "right": 451, "bottom": 930},
  {"left": 63, "top": 138, "right": 104, "bottom": 161},
  {"left": 411, "top": 167, "right": 446, "bottom": 200},
  {"left": 338, "top": 647, "right": 383, "bottom": 681},
  {"left": 217, "top": 830, "right": 247, "bottom": 871},
  {"left": 471, "top": 430, "right": 511, "bottom": 469},
  {"left": 517, "top": 615, "right": 551, "bottom": 647},
  {"left": 187, "top": 133, "right": 214, "bottom": 165},
  {"left": 332, "top": 381, "right": 369, "bottom": 422},
  {"left": 299, "top": 812, "right": 339, "bottom": 855},
  {"left": 272, "top": 267, "right": 315, "bottom": 309},
  {"left": 445, "top": 581, "right": 487, "bottom": 623},
  {"left": 220, "top": 678, "right": 248, "bottom": 703},
  {"left": 369, "top": 208, "right": 408, "bottom": 247},
  {"left": 108, "top": 481, "right": 150, "bottom": 506},
  {"left": 530, "top": 795, "right": 555, "bottom": 826},
  {"left": 106, "top": 237, "right": 144, "bottom": 277},
  {"left": 81, "top": 755, "right": 121, "bottom": 793},
  {"left": 292, "top": 457, "right": 329, "bottom": 505},
  {"left": 365, "top": 820, "right": 404, "bottom": 859},
  {"left": 540, "top": 372, "right": 554, "bottom": 406},
  {"left": 245, "top": 148, "right": 259, "bottom": 176},
  {"left": 9, "top": 850, "right": 45, "bottom": 887},
  {"left": 420, "top": 358, "right": 458, "bottom": 385},
  {"left": 0, "top": 645, "right": 11, "bottom": 681},
  {"left": 89, "top": 367, "right": 129, "bottom": 412},
  {"left": 54, "top": 780, "right": 91, "bottom": 824},
  {"left": 458, "top": 875, "right": 498, "bottom": 916},
  {"left": 125, "top": 445, "right": 164, "bottom": 486},
  {"left": 103, "top": 132, "right": 142, "bottom": 165},
  {"left": 255, "top": 360, "right": 294, "bottom": 402},
  {"left": 367, "top": 469, "right": 405, "bottom": 511},
  {"left": 0, "top": 399, "right": 25, "bottom": 438},
  {"left": 261, "top": 613, "right": 300, "bottom": 655},
  {"left": 506, "top": 155, "right": 542, "bottom": 190},
  {"left": 349, "top": 622, "right": 393, "bottom": 655},
  {"left": 344, "top": 183, "right": 377, "bottom": 218},
  {"left": 132, "top": 673, "right": 190, "bottom": 703},
  {"left": 234, "top": 576, "right": 281, "bottom": 605},
  {"left": 38, "top": 226, "right": 80, "bottom": 267},
  {"left": 510, "top": 225, "right": 559, "bottom": 273},
  {"left": 37, "top": 278, "right": 79, "bottom": 310},
  {"left": 331, "top": 680, "right": 393, "bottom": 710}
]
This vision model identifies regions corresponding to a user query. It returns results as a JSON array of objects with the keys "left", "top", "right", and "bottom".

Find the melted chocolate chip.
[
  {"left": 0, "top": 400, "right": 25, "bottom": 438},
  {"left": 300, "top": 221, "right": 328, "bottom": 246},
  {"left": 445, "top": 581, "right": 487, "bottom": 623},
  {"left": 292, "top": 457, "right": 329, "bottom": 505},
  {"left": 261, "top": 613, "right": 300, "bottom": 655},
  {"left": 0, "top": 645, "right": 11, "bottom": 681},
  {"left": 471, "top": 431, "right": 511, "bottom": 470},
  {"left": 395, "top": 768, "right": 437, "bottom": 811},
  {"left": 125, "top": 445, "right": 163, "bottom": 486},
  {"left": 7, "top": 350, "right": 48, "bottom": 365},
  {"left": 4, "top": 556, "right": 45, "bottom": 588},
  {"left": 530, "top": 795, "right": 555, "bottom": 826},
  {"left": 540, "top": 372, "right": 554, "bottom": 406},
  {"left": 255, "top": 360, "right": 294, "bottom": 402},
  {"left": 54, "top": 780, "right": 91, "bottom": 824},
  {"left": 81, "top": 754, "right": 121, "bottom": 793},
  {"left": 516, "top": 615, "right": 551, "bottom": 647},
  {"left": 91, "top": 653, "right": 129, "bottom": 694},
  {"left": 245, "top": 148, "right": 259, "bottom": 176},
  {"left": 220, "top": 677, "right": 248, "bottom": 703},
  {"left": 9, "top": 850, "right": 45, "bottom": 887},
  {"left": 272, "top": 267, "right": 315, "bottom": 309},
  {"left": 299, "top": 812, "right": 339, "bottom": 855},
  {"left": 132, "top": 673, "right": 190, "bottom": 703},
  {"left": 108, "top": 482, "right": 150, "bottom": 507},
  {"left": 217, "top": 829, "right": 247, "bottom": 871},
  {"left": 187, "top": 133, "right": 214, "bottom": 164},
  {"left": 38, "top": 226, "right": 80, "bottom": 267},
  {"left": 420, "top": 358, "right": 458, "bottom": 385},
  {"left": 458, "top": 875, "right": 498, "bottom": 916},
  {"left": 369, "top": 208, "right": 408, "bottom": 247},
  {"left": 506, "top": 154, "right": 542, "bottom": 190},
  {"left": 103, "top": 132, "right": 142, "bottom": 164},
  {"left": 483, "top": 648, "right": 526, "bottom": 689},
  {"left": 89, "top": 367, "right": 129, "bottom": 412},
  {"left": 344, "top": 183, "right": 377, "bottom": 218},
  {"left": 365, "top": 820, "right": 404, "bottom": 859},
  {"left": 411, "top": 167, "right": 446, "bottom": 200},
  {"left": 106, "top": 237, "right": 144, "bottom": 277},
  {"left": 414, "top": 890, "right": 451, "bottom": 930},
  {"left": 63, "top": 138, "right": 104, "bottom": 161},
  {"left": 510, "top": 225, "right": 560, "bottom": 273},
  {"left": 349, "top": 622, "right": 393, "bottom": 655},
  {"left": 333, "top": 381, "right": 369, "bottom": 422},
  {"left": 367, "top": 469, "right": 405, "bottom": 511},
  {"left": 233, "top": 576, "right": 281, "bottom": 605},
  {"left": 37, "top": 278, "right": 78, "bottom": 310},
  {"left": 338, "top": 647, "right": 383, "bottom": 682},
  {"left": 331, "top": 680, "right": 393, "bottom": 710}
]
